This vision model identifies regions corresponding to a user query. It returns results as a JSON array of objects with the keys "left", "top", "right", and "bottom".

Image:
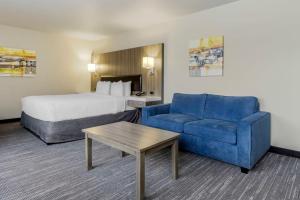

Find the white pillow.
[
  {"left": 96, "top": 81, "right": 111, "bottom": 95},
  {"left": 123, "top": 81, "right": 131, "bottom": 96},
  {"left": 110, "top": 81, "right": 124, "bottom": 96}
]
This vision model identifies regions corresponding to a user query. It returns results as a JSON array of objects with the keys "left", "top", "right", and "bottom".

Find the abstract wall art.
[
  {"left": 0, "top": 47, "right": 37, "bottom": 77},
  {"left": 189, "top": 36, "right": 224, "bottom": 77}
]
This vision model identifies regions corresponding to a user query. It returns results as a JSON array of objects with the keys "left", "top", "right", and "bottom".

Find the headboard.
[
  {"left": 100, "top": 74, "right": 142, "bottom": 93},
  {"left": 91, "top": 43, "right": 163, "bottom": 97}
]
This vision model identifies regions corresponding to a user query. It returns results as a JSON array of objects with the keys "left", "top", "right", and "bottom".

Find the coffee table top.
[{"left": 82, "top": 121, "right": 180, "bottom": 153}]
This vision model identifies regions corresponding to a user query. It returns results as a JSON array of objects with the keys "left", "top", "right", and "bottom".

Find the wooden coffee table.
[{"left": 82, "top": 121, "right": 180, "bottom": 200}]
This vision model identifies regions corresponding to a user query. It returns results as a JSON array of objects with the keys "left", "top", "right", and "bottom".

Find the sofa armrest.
[
  {"left": 141, "top": 104, "right": 171, "bottom": 122},
  {"left": 237, "top": 111, "right": 271, "bottom": 169}
]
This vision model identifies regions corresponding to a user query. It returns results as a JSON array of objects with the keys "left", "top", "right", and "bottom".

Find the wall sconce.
[
  {"left": 142, "top": 56, "right": 155, "bottom": 75},
  {"left": 87, "top": 63, "right": 96, "bottom": 73},
  {"left": 87, "top": 63, "right": 100, "bottom": 92}
]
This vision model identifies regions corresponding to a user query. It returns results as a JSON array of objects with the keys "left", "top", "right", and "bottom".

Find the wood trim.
[
  {"left": 269, "top": 146, "right": 300, "bottom": 158},
  {"left": 0, "top": 118, "right": 20, "bottom": 124}
]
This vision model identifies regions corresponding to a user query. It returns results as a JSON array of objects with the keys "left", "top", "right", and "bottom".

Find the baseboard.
[
  {"left": 269, "top": 146, "right": 300, "bottom": 159},
  {"left": 0, "top": 118, "right": 21, "bottom": 124}
]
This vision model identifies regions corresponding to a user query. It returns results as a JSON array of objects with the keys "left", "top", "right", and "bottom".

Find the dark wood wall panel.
[{"left": 91, "top": 44, "right": 163, "bottom": 97}]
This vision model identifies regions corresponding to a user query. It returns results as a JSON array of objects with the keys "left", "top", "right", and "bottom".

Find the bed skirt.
[{"left": 21, "top": 110, "right": 139, "bottom": 144}]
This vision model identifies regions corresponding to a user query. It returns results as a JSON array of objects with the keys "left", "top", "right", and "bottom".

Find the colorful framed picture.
[
  {"left": 0, "top": 47, "right": 37, "bottom": 77},
  {"left": 189, "top": 36, "right": 224, "bottom": 77}
]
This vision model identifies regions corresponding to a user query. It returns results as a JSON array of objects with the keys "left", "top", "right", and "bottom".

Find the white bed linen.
[{"left": 22, "top": 93, "right": 129, "bottom": 122}]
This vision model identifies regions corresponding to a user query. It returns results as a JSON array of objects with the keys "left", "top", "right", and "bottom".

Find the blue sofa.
[{"left": 141, "top": 93, "right": 271, "bottom": 173}]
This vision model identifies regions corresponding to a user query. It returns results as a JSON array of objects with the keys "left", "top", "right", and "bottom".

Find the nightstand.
[{"left": 126, "top": 96, "right": 162, "bottom": 108}]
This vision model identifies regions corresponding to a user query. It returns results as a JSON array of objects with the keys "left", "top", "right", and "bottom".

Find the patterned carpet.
[{"left": 0, "top": 122, "right": 300, "bottom": 200}]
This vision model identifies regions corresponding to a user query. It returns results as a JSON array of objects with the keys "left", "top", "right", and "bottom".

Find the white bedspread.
[{"left": 22, "top": 93, "right": 128, "bottom": 122}]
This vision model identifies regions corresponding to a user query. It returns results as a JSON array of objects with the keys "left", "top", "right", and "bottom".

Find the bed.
[{"left": 21, "top": 75, "right": 142, "bottom": 144}]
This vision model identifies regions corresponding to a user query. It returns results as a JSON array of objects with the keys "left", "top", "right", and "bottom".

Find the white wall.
[
  {"left": 94, "top": 0, "right": 300, "bottom": 151},
  {"left": 0, "top": 25, "right": 96, "bottom": 120}
]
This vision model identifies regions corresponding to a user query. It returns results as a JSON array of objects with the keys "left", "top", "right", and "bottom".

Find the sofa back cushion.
[
  {"left": 170, "top": 93, "right": 207, "bottom": 119},
  {"left": 203, "top": 94, "right": 259, "bottom": 122}
]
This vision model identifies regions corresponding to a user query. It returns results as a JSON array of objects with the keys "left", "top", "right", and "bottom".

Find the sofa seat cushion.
[
  {"left": 146, "top": 114, "right": 198, "bottom": 133},
  {"left": 184, "top": 119, "right": 237, "bottom": 144}
]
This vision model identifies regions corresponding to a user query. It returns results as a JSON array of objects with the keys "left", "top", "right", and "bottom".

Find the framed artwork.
[
  {"left": 189, "top": 36, "right": 224, "bottom": 77},
  {"left": 0, "top": 47, "right": 37, "bottom": 77}
]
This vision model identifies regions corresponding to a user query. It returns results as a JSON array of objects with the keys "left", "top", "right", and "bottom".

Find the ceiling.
[{"left": 0, "top": 0, "right": 238, "bottom": 40}]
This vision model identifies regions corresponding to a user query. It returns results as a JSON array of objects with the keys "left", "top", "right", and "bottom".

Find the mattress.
[{"left": 22, "top": 93, "right": 130, "bottom": 122}]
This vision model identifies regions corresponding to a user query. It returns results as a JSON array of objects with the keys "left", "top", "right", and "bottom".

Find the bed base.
[{"left": 21, "top": 110, "right": 139, "bottom": 144}]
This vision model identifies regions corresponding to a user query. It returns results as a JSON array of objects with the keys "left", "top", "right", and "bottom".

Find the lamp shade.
[
  {"left": 142, "top": 57, "right": 154, "bottom": 69},
  {"left": 87, "top": 63, "right": 96, "bottom": 72}
]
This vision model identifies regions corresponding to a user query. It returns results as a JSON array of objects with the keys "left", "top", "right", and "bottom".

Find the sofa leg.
[{"left": 240, "top": 167, "right": 249, "bottom": 174}]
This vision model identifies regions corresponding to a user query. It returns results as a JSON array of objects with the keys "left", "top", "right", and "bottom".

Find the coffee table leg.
[
  {"left": 85, "top": 133, "right": 92, "bottom": 171},
  {"left": 172, "top": 140, "right": 178, "bottom": 179},
  {"left": 136, "top": 151, "right": 145, "bottom": 200}
]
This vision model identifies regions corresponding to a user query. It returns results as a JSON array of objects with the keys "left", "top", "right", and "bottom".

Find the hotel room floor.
[{"left": 0, "top": 122, "right": 299, "bottom": 200}]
